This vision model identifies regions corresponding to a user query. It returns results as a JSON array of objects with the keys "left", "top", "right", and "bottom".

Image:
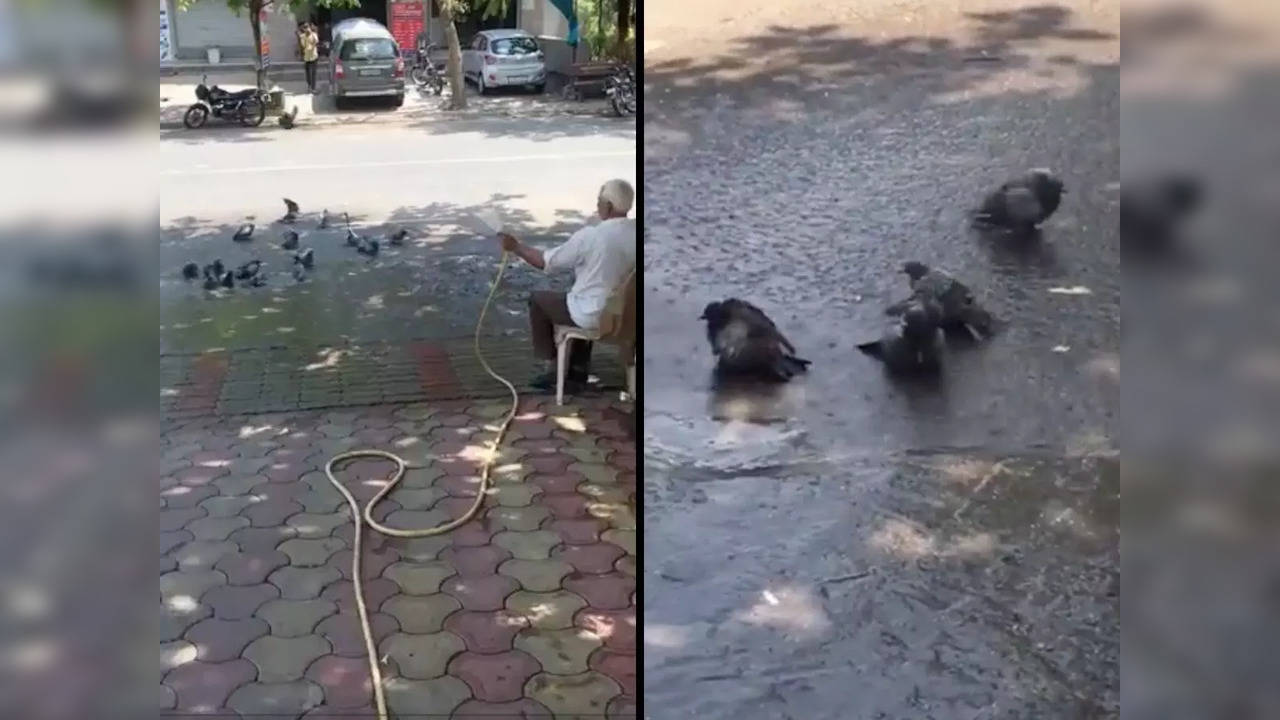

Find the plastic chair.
[{"left": 553, "top": 270, "right": 636, "bottom": 406}]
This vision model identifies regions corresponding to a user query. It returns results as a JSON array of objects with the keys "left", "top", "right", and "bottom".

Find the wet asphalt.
[{"left": 642, "top": 1, "right": 1119, "bottom": 717}]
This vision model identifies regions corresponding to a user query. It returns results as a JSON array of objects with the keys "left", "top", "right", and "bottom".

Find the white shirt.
[{"left": 543, "top": 217, "right": 636, "bottom": 329}]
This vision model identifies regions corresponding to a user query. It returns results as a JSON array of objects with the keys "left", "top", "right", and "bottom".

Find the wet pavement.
[
  {"left": 643, "top": 1, "right": 1118, "bottom": 717},
  {"left": 161, "top": 396, "right": 636, "bottom": 718}
]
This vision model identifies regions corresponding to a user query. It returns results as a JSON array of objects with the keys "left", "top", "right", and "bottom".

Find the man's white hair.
[{"left": 598, "top": 179, "right": 635, "bottom": 215}]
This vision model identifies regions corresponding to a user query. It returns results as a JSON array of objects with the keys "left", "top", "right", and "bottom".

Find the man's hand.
[{"left": 497, "top": 232, "right": 519, "bottom": 253}]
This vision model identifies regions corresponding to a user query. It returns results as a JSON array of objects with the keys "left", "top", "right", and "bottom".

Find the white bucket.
[{"left": 207, "top": 47, "right": 221, "bottom": 64}]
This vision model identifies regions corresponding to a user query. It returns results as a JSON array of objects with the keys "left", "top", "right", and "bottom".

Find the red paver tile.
[
  {"left": 185, "top": 617, "right": 270, "bottom": 662},
  {"left": 553, "top": 544, "right": 626, "bottom": 575},
  {"left": 443, "top": 610, "right": 530, "bottom": 653},
  {"left": 215, "top": 550, "right": 290, "bottom": 585},
  {"left": 575, "top": 609, "right": 636, "bottom": 653},
  {"left": 442, "top": 545, "right": 511, "bottom": 577},
  {"left": 204, "top": 583, "right": 279, "bottom": 620},
  {"left": 410, "top": 343, "right": 463, "bottom": 399},
  {"left": 302, "top": 704, "right": 377, "bottom": 719},
  {"left": 607, "top": 453, "right": 636, "bottom": 473},
  {"left": 452, "top": 698, "right": 554, "bottom": 718},
  {"left": 528, "top": 472, "right": 586, "bottom": 495},
  {"left": 563, "top": 573, "right": 635, "bottom": 611},
  {"left": 544, "top": 518, "right": 605, "bottom": 545},
  {"left": 448, "top": 649, "right": 542, "bottom": 703},
  {"left": 540, "top": 493, "right": 591, "bottom": 520},
  {"left": 321, "top": 578, "right": 399, "bottom": 615},
  {"left": 316, "top": 612, "right": 399, "bottom": 657},
  {"left": 589, "top": 649, "right": 636, "bottom": 697},
  {"left": 443, "top": 573, "right": 519, "bottom": 611},
  {"left": 450, "top": 518, "right": 497, "bottom": 548},
  {"left": 305, "top": 655, "right": 373, "bottom": 708},
  {"left": 163, "top": 658, "right": 255, "bottom": 711},
  {"left": 607, "top": 695, "right": 638, "bottom": 719}
]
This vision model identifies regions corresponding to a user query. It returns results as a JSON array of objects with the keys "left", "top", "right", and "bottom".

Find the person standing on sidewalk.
[
  {"left": 497, "top": 179, "right": 637, "bottom": 391},
  {"left": 300, "top": 22, "right": 320, "bottom": 94}
]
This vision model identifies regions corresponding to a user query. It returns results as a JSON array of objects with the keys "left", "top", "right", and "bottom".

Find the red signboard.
[{"left": 389, "top": 2, "right": 424, "bottom": 56}]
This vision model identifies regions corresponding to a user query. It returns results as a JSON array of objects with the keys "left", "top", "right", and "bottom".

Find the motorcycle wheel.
[
  {"left": 239, "top": 99, "right": 266, "bottom": 127},
  {"left": 183, "top": 104, "right": 209, "bottom": 129},
  {"left": 432, "top": 77, "right": 445, "bottom": 96},
  {"left": 410, "top": 66, "right": 429, "bottom": 87},
  {"left": 624, "top": 92, "right": 637, "bottom": 115},
  {"left": 610, "top": 94, "right": 625, "bottom": 117}
]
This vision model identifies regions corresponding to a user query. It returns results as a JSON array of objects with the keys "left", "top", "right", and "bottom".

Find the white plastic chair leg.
[{"left": 555, "top": 336, "right": 568, "bottom": 406}]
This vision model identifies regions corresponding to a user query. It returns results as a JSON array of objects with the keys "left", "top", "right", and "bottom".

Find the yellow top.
[{"left": 300, "top": 31, "right": 319, "bottom": 62}]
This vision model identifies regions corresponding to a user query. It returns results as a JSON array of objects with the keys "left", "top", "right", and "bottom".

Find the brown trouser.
[{"left": 529, "top": 291, "right": 593, "bottom": 370}]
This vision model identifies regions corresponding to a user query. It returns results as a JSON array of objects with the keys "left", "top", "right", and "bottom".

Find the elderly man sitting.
[{"left": 498, "top": 179, "right": 636, "bottom": 391}]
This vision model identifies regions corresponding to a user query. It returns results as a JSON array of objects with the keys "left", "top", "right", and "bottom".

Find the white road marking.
[{"left": 161, "top": 150, "right": 637, "bottom": 177}]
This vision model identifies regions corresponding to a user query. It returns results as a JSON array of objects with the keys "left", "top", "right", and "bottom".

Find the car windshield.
[
  {"left": 490, "top": 37, "right": 538, "bottom": 55},
  {"left": 340, "top": 38, "right": 397, "bottom": 61}
]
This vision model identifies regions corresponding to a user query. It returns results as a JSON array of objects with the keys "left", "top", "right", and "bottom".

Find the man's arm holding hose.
[{"left": 498, "top": 233, "right": 545, "bottom": 270}]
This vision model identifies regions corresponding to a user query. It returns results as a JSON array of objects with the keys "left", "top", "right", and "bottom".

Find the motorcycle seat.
[{"left": 210, "top": 87, "right": 259, "bottom": 100}]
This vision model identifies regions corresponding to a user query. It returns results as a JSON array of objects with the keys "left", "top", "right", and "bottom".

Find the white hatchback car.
[{"left": 462, "top": 29, "right": 547, "bottom": 94}]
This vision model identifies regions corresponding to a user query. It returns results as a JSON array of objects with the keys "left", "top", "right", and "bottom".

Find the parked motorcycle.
[
  {"left": 183, "top": 75, "right": 268, "bottom": 129},
  {"left": 410, "top": 45, "right": 446, "bottom": 96},
  {"left": 605, "top": 65, "right": 636, "bottom": 117}
]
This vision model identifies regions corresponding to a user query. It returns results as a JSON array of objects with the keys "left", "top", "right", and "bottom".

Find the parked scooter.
[
  {"left": 410, "top": 44, "right": 446, "bottom": 95},
  {"left": 605, "top": 65, "right": 636, "bottom": 117},
  {"left": 183, "top": 75, "right": 268, "bottom": 129}
]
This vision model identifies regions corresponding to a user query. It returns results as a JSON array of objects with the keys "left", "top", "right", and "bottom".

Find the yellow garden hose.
[{"left": 324, "top": 251, "right": 516, "bottom": 720}]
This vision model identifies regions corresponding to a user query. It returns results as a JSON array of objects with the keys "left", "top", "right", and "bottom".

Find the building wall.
[{"left": 167, "top": 0, "right": 300, "bottom": 62}]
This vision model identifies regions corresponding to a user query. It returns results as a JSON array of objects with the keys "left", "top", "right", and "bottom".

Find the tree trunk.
[
  {"left": 440, "top": 1, "right": 467, "bottom": 110},
  {"left": 250, "top": 0, "right": 266, "bottom": 90},
  {"left": 616, "top": 0, "right": 631, "bottom": 61}
]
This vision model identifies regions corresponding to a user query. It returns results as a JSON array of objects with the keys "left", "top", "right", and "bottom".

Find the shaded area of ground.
[{"left": 643, "top": 1, "right": 1118, "bottom": 717}]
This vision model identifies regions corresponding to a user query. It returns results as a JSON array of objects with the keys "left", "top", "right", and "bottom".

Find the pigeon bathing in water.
[
  {"left": 233, "top": 260, "right": 261, "bottom": 280},
  {"left": 974, "top": 169, "right": 1066, "bottom": 232},
  {"left": 318, "top": 209, "right": 331, "bottom": 229},
  {"left": 282, "top": 198, "right": 299, "bottom": 224},
  {"left": 248, "top": 274, "right": 267, "bottom": 288},
  {"left": 292, "top": 265, "right": 307, "bottom": 282},
  {"left": 281, "top": 230, "right": 300, "bottom": 250},
  {"left": 277, "top": 106, "right": 299, "bottom": 130},
  {"left": 233, "top": 223, "right": 255, "bottom": 242},
  {"left": 294, "top": 248, "right": 315, "bottom": 269},
  {"left": 357, "top": 238, "right": 380, "bottom": 257},
  {"left": 202, "top": 273, "right": 219, "bottom": 291},
  {"left": 345, "top": 228, "right": 360, "bottom": 247},
  {"left": 887, "top": 261, "right": 995, "bottom": 339},
  {"left": 203, "top": 259, "right": 225, "bottom": 279},
  {"left": 388, "top": 228, "right": 409, "bottom": 246},
  {"left": 699, "top": 298, "right": 811, "bottom": 382},
  {"left": 220, "top": 271, "right": 235, "bottom": 289},
  {"left": 181, "top": 262, "right": 200, "bottom": 280},
  {"left": 858, "top": 300, "right": 945, "bottom": 375}
]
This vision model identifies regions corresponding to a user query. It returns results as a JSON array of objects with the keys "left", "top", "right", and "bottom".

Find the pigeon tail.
[{"left": 856, "top": 341, "right": 885, "bottom": 359}]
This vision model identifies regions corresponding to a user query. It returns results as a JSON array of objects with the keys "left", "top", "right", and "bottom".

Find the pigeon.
[
  {"left": 292, "top": 265, "right": 307, "bottom": 282},
  {"left": 388, "top": 228, "right": 410, "bottom": 246},
  {"left": 281, "top": 198, "right": 299, "bottom": 224},
  {"left": 233, "top": 260, "right": 262, "bottom": 280},
  {"left": 294, "top": 248, "right": 315, "bottom": 269},
  {"left": 220, "top": 271, "right": 234, "bottom": 289},
  {"left": 887, "top": 261, "right": 995, "bottom": 339},
  {"left": 202, "top": 273, "right": 219, "bottom": 291},
  {"left": 203, "top": 259, "right": 225, "bottom": 279},
  {"left": 857, "top": 300, "right": 945, "bottom": 374},
  {"left": 357, "top": 238, "right": 380, "bottom": 257},
  {"left": 248, "top": 274, "right": 267, "bottom": 287},
  {"left": 233, "top": 223, "right": 255, "bottom": 242},
  {"left": 1121, "top": 175, "right": 1202, "bottom": 255},
  {"left": 277, "top": 106, "right": 299, "bottom": 129},
  {"left": 318, "top": 209, "right": 331, "bottom": 229},
  {"left": 699, "top": 298, "right": 811, "bottom": 382},
  {"left": 281, "top": 229, "right": 300, "bottom": 250},
  {"left": 181, "top": 262, "right": 200, "bottom": 280},
  {"left": 973, "top": 169, "right": 1066, "bottom": 232},
  {"left": 346, "top": 228, "right": 360, "bottom": 247}
]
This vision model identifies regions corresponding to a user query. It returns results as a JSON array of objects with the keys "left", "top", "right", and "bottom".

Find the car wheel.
[
  {"left": 532, "top": 83, "right": 545, "bottom": 94},
  {"left": 334, "top": 96, "right": 346, "bottom": 111},
  {"left": 393, "top": 94, "right": 405, "bottom": 108}
]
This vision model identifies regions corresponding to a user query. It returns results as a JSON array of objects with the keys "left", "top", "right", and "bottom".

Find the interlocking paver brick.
[
  {"left": 382, "top": 561, "right": 455, "bottom": 594},
  {"left": 185, "top": 617, "right": 270, "bottom": 662},
  {"left": 198, "top": 494, "right": 260, "bottom": 517},
  {"left": 160, "top": 507, "right": 206, "bottom": 533},
  {"left": 384, "top": 676, "right": 471, "bottom": 719},
  {"left": 175, "top": 467, "right": 227, "bottom": 487},
  {"left": 443, "top": 573, "right": 519, "bottom": 612},
  {"left": 326, "top": 547, "right": 400, "bottom": 582},
  {"left": 380, "top": 486, "right": 447, "bottom": 511},
  {"left": 244, "top": 497, "right": 306, "bottom": 528},
  {"left": 379, "top": 631, "right": 467, "bottom": 679},
  {"left": 499, "top": 558, "right": 574, "bottom": 592},
  {"left": 524, "top": 671, "right": 621, "bottom": 718},
  {"left": 243, "top": 634, "right": 332, "bottom": 683},
  {"left": 453, "top": 697, "right": 554, "bottom": 717},
  {"left": 162, "top": 600, "right": 212, "bottom": 642},
  {"left": 164, "top": 658, "right": 256, "bottom": 712},
  {"left": 601, "top": 529, "right": 636, "bottom": 557},
  {"left": 607, "top": 694, "right": 638, "bottom": 719},
  {"left": 382, "top": 534, "right": 452, "bottom": 562},
  {"left": 515, "top": 627, "right": 601, "bottom": 675},
  {"left": 161, "top": 639, "right": 198, "bottom": 670},
  {"left": 579, "top": 482, "right": 631, "bottom": 505},
  {"left": 230, "top": 525, "right": 298, "bottom": 554},
  {"left": 278, "top": 537, "right": 346, "bottom": 567},
  {"left": 316, "top": 612, "right": 400, "bottom": 657},
  {"left": 442, "top": 545, "right": 511, "bottom": 577},
  {"left": 450, "top": 517, "right": 498, "bottom": 547},
  {"left": 615, "top": 555, "right": 636, "bottom": 577},
  {"left": 160, "top": 683, "right": 176, "bottom": 710},
  {"left": 490, "top": 483, "right": 540, "bottom": 507},
  {"left": 322, "top": 577, "right": 399, "bottom": 615},
  {"left": 381, "top": 508, "right": 452, "bottom": 534},
  {"left": 588, "top": 501, "right": 636, "bottom": 530},
  {"left": 161, "top": 484, "right": 218, "bottom": 509},
  {"left": 590, "top": 649, "right": 637, "bottom": 696},
  {"left": 488, "top": 505, "right": 550, "bottom": 532},
  {"left": 268, "top": 565, "right": 342, "bottom": 600},
  {"left": 449, "top": 649, "right": 542, "bottom": 702},
  {"left": 256, "top": 599, "right": 338, "bottom": 638},
  {"left": 216, "top": 549, "right": 290, "bottom": 586},
  {"left": 444, "top": 609, "right": 530, "bottom": 653},
  {"left": 575, "top": 609, "right": 636, "bottom": 653},
  {"left": 380, "top": 593, "right": 462, "bottom": 634},
  {"left": 205, "top": 582, "right": 279, "bottom": 620},
  {"left": 546, "top": 518, "right": 606, "bottom": 545},
  {"left": 439, "top": 474, "right": 483, "bottom": 497},
  {"left": 227, "top": 680, "right": 325, "bottom": 718},
  {"left": 506, "top": 590, "right": 588, "bottom": 631},
  {"left": 492, "top": 530, "right": 562, "bottom": 561},
  {"left": 554, "top": 543, "right": 627, "bottom": 575},
  {"left": 212, "top": 473, "right": 269, "bottom": 496},
  {"left": 161, "top": 569, "right": 226, "bottom": 605},
  {"left": 305, "top": 654, "right": 373, "bottom": 708},
  {"left": 540, "top": 492, "right": 592, "bottom": 519},
  {"left": 173, "top": 540, "right": 239, "bottom": 571},
  {"left": 568, "top": 462, "right": 620, "bottom": 487},
  {"left": 186, "top": 515, "right": 250, "bottom": 541},
  {"left": 563, "top": 573, "right": 635, "bottom": 610},
  {"left": 528, "top": 472, "right": 586, "bottom": 495},
  {"left": 286, "top": 512, "right": 350, "bottom": 538}
]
